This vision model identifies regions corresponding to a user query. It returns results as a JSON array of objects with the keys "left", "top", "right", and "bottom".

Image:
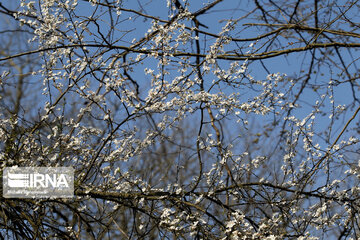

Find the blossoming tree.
[{"left": 1, "top": 0, "right": 360, "bottom": 239}]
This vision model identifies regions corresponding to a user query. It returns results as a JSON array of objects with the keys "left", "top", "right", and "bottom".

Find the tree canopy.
[{"left": 1, "top": 0, "right": 360, "bottom": 239}]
